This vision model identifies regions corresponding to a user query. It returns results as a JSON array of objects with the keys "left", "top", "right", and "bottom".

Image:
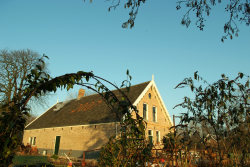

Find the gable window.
[
  {"left": 156, "top": 131, "right": 160, "bottom": 143},
  {"left": 148, "top": 130, "right": 153, "bottom": 144},
  {"left": 153, "top": 106, "right": 157, "bottom": 122},
  {"left": 143, "top": 103, "right": 148, "bottom": 120},
  {"left": 148, "top": 93, "right": 151, "bottom": 99}
]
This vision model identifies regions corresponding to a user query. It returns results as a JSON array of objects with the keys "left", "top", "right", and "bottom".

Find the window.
[
  {"left": 29, "top": 137, "right": 36, "bottom": 145},
  {"left": 148, "top": 130, "right": 153, "bottom": 144},
  {"left": 29, "top": 137, "right": 33, "bottom": 145},
  {"left": 156, "top": 131, "right": 160, "bottom": 143},
  {"left": 148, "top": 93, "right": 151, "bottom": 99},
  {"left": 153, "top": 106, "right": 157, "bottom": 122},
  {"left": 32, "top": 137, "right": 36, "bottom": 145},
  {"left": 143, "top": 103, "right": 148, "bottom": 120}
]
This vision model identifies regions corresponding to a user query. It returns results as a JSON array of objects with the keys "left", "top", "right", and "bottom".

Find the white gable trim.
[
  {"left": 25, "top": 102, "right": 58, "bottom": 129},
  {"left": 133, "top": 81, "right": 153, "bottom": 106},
  {"left": 133, "top": 80, "right": 173, "bottom": 126},
  {"left": 152, "top": 80, "right": 173, "bottom": 126}
]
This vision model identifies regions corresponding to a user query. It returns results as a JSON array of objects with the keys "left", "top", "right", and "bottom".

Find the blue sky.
[{"left": 0, "top": 0, "right": 249, "bottom": 119}]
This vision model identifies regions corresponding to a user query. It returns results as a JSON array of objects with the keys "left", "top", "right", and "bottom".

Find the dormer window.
[{"left": 143, "top": 103, "right": 148, "bottom": 120}]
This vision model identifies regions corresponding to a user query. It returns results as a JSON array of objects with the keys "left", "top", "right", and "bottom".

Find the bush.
[{"left": 50, "top": 154, "right": 58, "bottom": 160}]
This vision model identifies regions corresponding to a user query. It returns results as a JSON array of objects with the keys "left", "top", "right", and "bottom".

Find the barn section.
[
  {"left": 23, "top": 79, "right": 173, "bottom": 157},
  {"left": 23, "top": 81, "right": 151, "bottom": 157},
  {"left": 23, "top": 122, "right": 118, "bottom": 158}
]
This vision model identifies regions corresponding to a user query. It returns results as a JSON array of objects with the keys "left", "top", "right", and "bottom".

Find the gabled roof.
[
  {"left": 25, "top": 81, "right": 150, "bottom": 130},
  {"left": 133, "top": 80, "right": 173, "bottom": 126}
]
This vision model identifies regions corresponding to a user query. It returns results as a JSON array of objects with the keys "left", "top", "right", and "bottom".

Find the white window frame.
[
  {"left": 152, "top": 106, "right": 157, "bottom": 122},
  {"left": 148, "top": 129, "right": 153, "bottom": 136},
  {"left": 148, "top": 129, "right": 153, "bottom": 143},
  {"left": 156, "top": 130, "right": 160, "bottom": 143},
  {"left": 29, "top": 137, "right": 36, "bottom": 146},
  {"left": 32, "top": 137, "right": 36, "bottom": 145},
  {"left": 143, "top": 103, "right": 148, "bottom": 120},
  {"left": 29, "top": 137, "right": 32, "bottom": 145}
]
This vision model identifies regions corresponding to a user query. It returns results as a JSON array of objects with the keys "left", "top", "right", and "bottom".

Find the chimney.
[{"left": 78, "top": 89, "right": 85, "bottom": 99}]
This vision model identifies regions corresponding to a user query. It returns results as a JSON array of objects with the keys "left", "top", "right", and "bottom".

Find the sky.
[{"left": 0, "top": 0, "right": 249, "bottom": 119}]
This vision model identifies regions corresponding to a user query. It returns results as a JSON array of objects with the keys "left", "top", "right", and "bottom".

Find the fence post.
[{"left": 82, "top": 151, "right": 86, "bottom": 167}]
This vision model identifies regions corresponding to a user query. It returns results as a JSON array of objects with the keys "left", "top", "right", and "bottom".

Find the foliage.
[
  {"left": 177, "top": 0, "right": 250, "bottom": 41},
  {"left": 0, "top": 49, "right": 49, "bottom": 107},
  {"left": 162, "top": 132, "right": 177, "bottom": 166},
  {"left": 175, "top": 72, "right": 250, "bottom": 166},
  {"left": 98, "top": 101, "right": 152, "bottom": 166},
  {"left": 50, "top": 154, "right": 59, "bottom": 160},
  {"left": 25, "top": 114, "right": 37, "bottom": 126},
  {"left": 98, "top": 0, "right": 250, "bottom": 41},
  {"left": 163, "top": 132, "right": 176, "bottom": 153},
  {"left": 0, "top": 55, "right": 144, "bottom": 165}
]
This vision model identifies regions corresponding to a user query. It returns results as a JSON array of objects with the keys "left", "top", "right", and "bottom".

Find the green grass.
[{"left": 12, "top": 155, "right": 53, "bottom": 166}]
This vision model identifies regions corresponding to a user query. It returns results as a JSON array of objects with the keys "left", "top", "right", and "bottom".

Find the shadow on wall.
[
  {"left": 86, "top": 126, "right": 115, "bottom": 149},
  {"left": 53, "top": 123, "right": 117, "bottom": 159}
]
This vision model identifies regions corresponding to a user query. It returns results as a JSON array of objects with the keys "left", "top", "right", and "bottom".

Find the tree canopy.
[
  {"left": 174, "top": 72, "right": 249, "bottom": 166},
  {"left": 0, "top": 49, "right": 49, "bottom": 109},
  {"left": 0, "top": 55, "right": 149, "bottom": 165},
  {"left": 106, "top": 0, "right": 249, "bottom": 41}
]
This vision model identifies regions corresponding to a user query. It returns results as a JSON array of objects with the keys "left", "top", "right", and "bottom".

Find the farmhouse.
[{"left": 23, "top": 78, "right": 173, "bottom": 158}]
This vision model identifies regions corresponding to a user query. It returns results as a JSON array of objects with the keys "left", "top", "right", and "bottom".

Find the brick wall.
[
  {"left": 135, "top": 84, "right": 172, "bottom": 146},
  {"left": 23, "top": 122, "right": 119, "bottom": 156}
]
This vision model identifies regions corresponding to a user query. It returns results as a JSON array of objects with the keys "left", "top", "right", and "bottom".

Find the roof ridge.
[{"left": 74, "top": 81, "right": 151, "bottom": 100}]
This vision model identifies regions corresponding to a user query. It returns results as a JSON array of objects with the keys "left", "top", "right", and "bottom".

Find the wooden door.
[{"left": 54, "top": 136, "right": 61, "bottom": 155}]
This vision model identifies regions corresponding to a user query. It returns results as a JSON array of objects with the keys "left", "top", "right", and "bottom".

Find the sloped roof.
[{"left": 26, "top": 81, "right": 150, "bottom": 130}]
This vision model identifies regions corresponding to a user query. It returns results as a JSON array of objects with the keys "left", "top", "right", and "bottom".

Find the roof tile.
[{"left": 26, "top": 81, "right": 150, "bottom": 130}]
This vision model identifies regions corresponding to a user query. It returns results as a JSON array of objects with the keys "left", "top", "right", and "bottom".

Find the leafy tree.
[
  {"left": 0, "top": 49, "right": 49, "bottom": 109},
  {"left": 175, "top": 72, "right": 249, "bottom": 166},
  {"left": 0, "top": 56, "right": 148, "bottom": 166},
  {"left": 162, "top": 132, "right": 176, "bottom": 165},
  {"left": 176, "top": 0, "right": 250, "bottom": 42},
  {"left": 98, "top": 103, "right": 152, "bottom": 167},
  {"left": 104, "top": 0, "right": 249, "bottom": 41},
  {"left": 24, "top": 114, "right": 37, "bottom": 126}
]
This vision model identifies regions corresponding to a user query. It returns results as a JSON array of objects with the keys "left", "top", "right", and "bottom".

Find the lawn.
[{"left": 12, "top": 155, "right": 54, "bottom": 167}]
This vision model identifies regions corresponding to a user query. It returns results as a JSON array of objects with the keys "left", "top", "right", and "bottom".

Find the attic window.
[{"left": 148, "top": 93, "right": 151, "bottom": 99}]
